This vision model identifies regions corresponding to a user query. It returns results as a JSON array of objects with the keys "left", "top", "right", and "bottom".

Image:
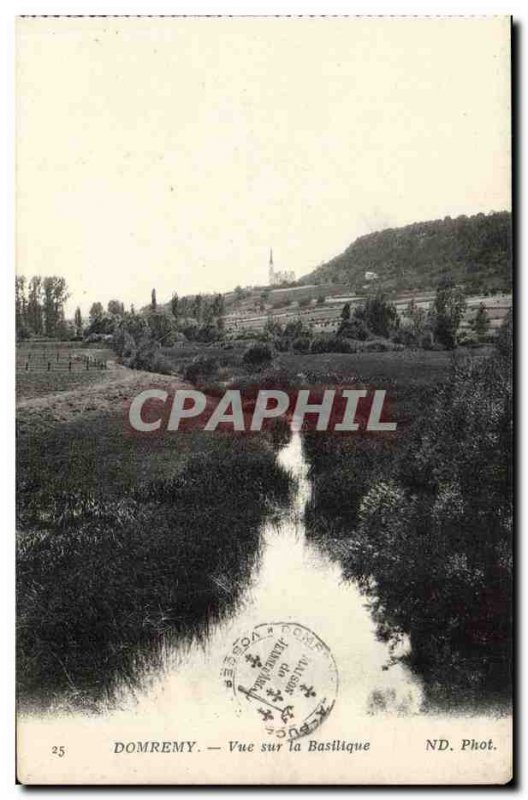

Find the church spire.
[
  {"left": 269, "top": 248, "right": 273, "bottom": 266},
  {"left": 269, "top": 248, "right": 274, "bottom": 285}
]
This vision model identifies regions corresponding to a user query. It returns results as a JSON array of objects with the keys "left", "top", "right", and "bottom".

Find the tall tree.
[
  {"left": 233, "top": 286, "right": 244, "bottom": 306},
  {"left": 211, "top": 293, "right": 225, "bottom": 320},
  {"left": 147, "top": 310, "right": 175, "bottom": 344},
  {"left": 404, "top": 298, "right": 427, "bottom": 337},
  {"left": 192, "top": 294, "right": 203, "bottom": 322},
  {"left": 431, "top": 277, "right": 467, "bottom": 349},
  {"left": 178, "top": 296, "right": 190, "bottom": 318},
  {"left": 353, "top": 291, "right": 399, "bottom": 338},
  {"left": 74, "top": 307, "right": 83, "bottom": 337},
  {"left": 42, "top": 276, "right": 69, "bottom": 337},
  {"left": 107, "top": 299, "right": 125, "bottom": 316},
  {"left": 15, "top": 276, "right": 26, "bottom": 332},
  {"left": 89, "top": 302, "right": 104, "bottom": 323},
  {"left": 27, "top": 276, "right": 43, "bottom": 335},
  {"left": 170, "top": 293, "right": 179, "bottom": 320},
  {"left": 16, "top": 275, "right": 71, "bottom": 337},
  {"left": 151, "top": 288, "right": 157, "bottom": 311}
]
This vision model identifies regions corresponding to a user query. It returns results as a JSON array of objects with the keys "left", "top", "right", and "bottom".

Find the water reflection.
[{"left": 111, "top": 429, "right": 423, "bottom": 725}]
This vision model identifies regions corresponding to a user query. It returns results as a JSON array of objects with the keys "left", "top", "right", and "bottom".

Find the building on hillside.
[
  {"left": 268, "top": 249, "right": 295, "bottom": 286},
  {"left": 364, "top": 271, "right": 378, "bottom": 281}
]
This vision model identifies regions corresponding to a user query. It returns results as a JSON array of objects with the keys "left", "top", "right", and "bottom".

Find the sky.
[{"left": 16, "top": 16, "right": 511, "bottom": 316}]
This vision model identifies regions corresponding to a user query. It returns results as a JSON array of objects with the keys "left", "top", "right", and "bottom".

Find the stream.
[{"left": 109, "top": 428, "right": 423, "bottom": 733}]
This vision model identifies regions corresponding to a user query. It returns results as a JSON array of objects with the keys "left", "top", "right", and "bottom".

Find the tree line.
[
  {"left": 262, "top": 277, "right": 492, "bottom": 357},
  {"left": 337, "top": 276, "right": 477, "bottom": 349},
  {"left": 83, "top": 290, "right": 226, "bottom": 374},
  {"left": 16, "top": 274, "right": 492, "bottom": 356},
  {"left": 15, "top": 276, "right": 227, "bottom": 345},
  {"left": 86, "top": 290, "right": 226, "bottom": 344},
  {"left": 16, "top": 276, "right": 70, "bottom": 339}
]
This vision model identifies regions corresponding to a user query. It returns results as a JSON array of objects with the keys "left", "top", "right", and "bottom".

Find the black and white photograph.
[{"left": 14, "top": 13, "right": 512, "bottom": 785}]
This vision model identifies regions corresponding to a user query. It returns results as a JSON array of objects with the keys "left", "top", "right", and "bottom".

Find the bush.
[
  {"left": 146, "top": 310, "right": 177, "bottom": 345},
  {"left": 354, "top": 292, "right": 399, "bottom": 338},
  {"left": 264, "top": 318, "right": 284, "bottom": 338},
  {"left": 305, "top": 341, "right": 512, "bottom": 703},
  {"left": 310, "top": 336, "right": 356, "bottom": 354},
  {"left": 430, "top": 277, "right": 467, "bottom": 349},
  {"left": 194, "top": 323, "right": 224, "bottom": 343},
  {"left": 420, "top": 330, "right": 435, "bottom": 350},
  {"left": 148, "top": 352, "right": 174, "bottom": 374},
  {"left": 337, "top": 318, "right": 370, "bottom": 341},
  {"left": 122, "top": 336, "right": 173, "bottom": 374},
  {"left": 283, "top": 319, "right": 310, "bottom": 341},
  {"left": 126, "top": 350, "right": 173, "bottom": 375},
  {"left": 183, "top": 356, "right": 219, "bottom": 384},
  {"left": 17, "top": 448, "right": 292, "bottom": 707},
  {"left": 392, "top": 324, "right": 418, "bottom": 347},
  {"left": 85, "top": 313, "right": 118, "bottom": 337},
  {"left": 181, "top": 322, "right": 199, "bottom": 340},
  {"left": 16, "top": 324, "right": 32, "bottom": 341},
  {"left": 273, "top": 336, "right": 291, "bottom": 352},
  {"left": 252, "top": 367, "right": 295, "bottom": 392},
  {"left": 112, "top": 328, "right": 136, "bottom": 358},
  {"left": 353, "top": 350, "right": 512, "bottom": 698},
  {"left": 242, "top": 343, "right": 273, "bottom": 368},
  {"left": 291, "top": 336, "right": 311, "bottom": 354},
  {"left": 303, "top": 434, "right": 393, "bottom": 533}
]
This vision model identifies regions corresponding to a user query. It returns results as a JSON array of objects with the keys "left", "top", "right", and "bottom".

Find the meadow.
[
  {"left": 157, "top": 337, "right": 492, "bottom": 384},
  {"left": 17, "top": 441, "right": 291, "bottom": 711},
  {"left": 16, "top": 343, "right": 297, "bottom": 710},
  {"left": 16, "top": 334, "right": 510, "bottom": 713},
  {"left": 16, "top": 342, "right": 114, "bottom": 400}
]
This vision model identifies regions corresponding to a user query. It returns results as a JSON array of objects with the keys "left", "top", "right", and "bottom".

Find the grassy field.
[
  {"left": 17, "top": 344, "right": 114, "bottom": 400},
  {"left": 16, "top": 336, "right": 505, "bottom": 711},
  {"left": 275, "top": 347, "right": 493, "bottom": 384},
  {"left": 158, "top": 338, "right": 492, "bottom": 382},
  {"left": 16, "top": 342, "right": 294, "bottom": 710},
  {"left": 17, "top": 437, "right": 291, "bottom": 709},
  {"left": 17, "top": 369, "right": 115, "bottom": 400},
  {"left": 17, "top": 338, "right": 493, "bottom": 506}
]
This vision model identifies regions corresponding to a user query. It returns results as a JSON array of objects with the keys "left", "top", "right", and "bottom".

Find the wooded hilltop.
[{"left": 301, "top": 211, "right": 512, "bottom": 295}]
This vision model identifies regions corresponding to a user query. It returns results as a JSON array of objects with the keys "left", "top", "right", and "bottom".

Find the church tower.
[{"left": 268, "top": 248, "right": 275, "bottom": 286}]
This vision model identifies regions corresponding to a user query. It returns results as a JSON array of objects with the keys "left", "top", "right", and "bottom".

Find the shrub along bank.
[
  {"left": 17, "top": 444, "right": 291, "bottom": 710},
  {"left": 303, "top": 322, "right": 512, "bottom": 708}
]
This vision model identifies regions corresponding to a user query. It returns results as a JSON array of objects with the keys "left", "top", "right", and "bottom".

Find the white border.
[{"left": 1, "top": 2, "right": 523, "bottom": 797}]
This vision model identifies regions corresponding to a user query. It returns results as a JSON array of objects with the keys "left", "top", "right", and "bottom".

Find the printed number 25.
[{"left": 51, "top": 746, "right": 65, "bottom": 758}]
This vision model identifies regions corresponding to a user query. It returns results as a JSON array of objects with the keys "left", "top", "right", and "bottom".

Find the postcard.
[{"left": 16, "top": 15, "right": 512, "bottom": 785}]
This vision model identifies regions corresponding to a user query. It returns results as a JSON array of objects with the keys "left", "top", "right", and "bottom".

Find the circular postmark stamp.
[{"left": 221, "top": 622, "right": 338, "bottom": 740}]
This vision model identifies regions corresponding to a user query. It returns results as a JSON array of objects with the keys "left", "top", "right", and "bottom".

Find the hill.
[{"left": 300, "top": 211, "right": 512, "bottom": 295}]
